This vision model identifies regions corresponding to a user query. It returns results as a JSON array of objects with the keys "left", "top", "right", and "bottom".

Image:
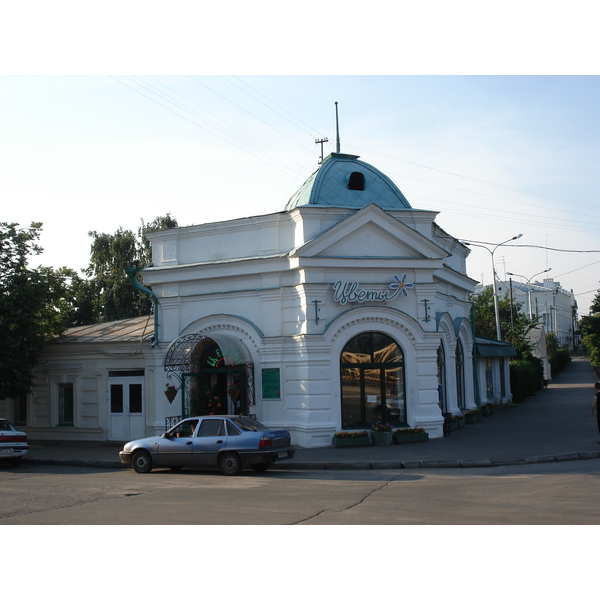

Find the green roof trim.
[{"left": 475, "top": 337, "right": 518, "bottom": 357}]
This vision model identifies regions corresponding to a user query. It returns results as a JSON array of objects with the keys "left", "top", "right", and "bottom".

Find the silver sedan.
[{"left": 119, "top": 415, "right": 296, "bottom": 475}]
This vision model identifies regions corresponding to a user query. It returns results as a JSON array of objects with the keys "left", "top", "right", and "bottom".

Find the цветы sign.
[{"left": 332, "top": 274, "right": 414, "bottom": 305}]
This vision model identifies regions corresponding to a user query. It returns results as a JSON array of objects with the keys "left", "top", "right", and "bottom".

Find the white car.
[{"left": 0, "top": 418, "right": 28, "bottom": 467}]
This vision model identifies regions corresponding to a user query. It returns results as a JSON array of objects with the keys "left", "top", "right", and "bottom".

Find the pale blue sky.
[
  {"left": 2, "top": 2, "right": 599, "bottom": 314},
  {"left": 2, "top": 75, "right": 599, "bottom": 313}
]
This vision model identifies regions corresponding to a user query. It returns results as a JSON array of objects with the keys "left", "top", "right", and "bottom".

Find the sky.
[
  {"left": 3, "top": 74, "right": 599, "bottom": 314},
  {"left": 1, "top": 3, "right": 599, "bottom": 322}
]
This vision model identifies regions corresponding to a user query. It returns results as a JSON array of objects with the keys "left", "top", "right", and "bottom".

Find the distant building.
[{"left": 497, "top": 278, "right": 578, "bottom": 351}]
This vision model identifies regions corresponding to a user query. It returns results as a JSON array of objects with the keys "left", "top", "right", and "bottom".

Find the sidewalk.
[{"left": 22, "top": 356, "right": 600, "bottom": 471}]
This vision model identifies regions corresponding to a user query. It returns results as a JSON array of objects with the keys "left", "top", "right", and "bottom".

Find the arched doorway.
[
  {"left": 340, "top": 331, "right": 406, "bottom": 428},
  {"left": 164, "top": 334, "right": 254, "bottom": 420},
  {"left": 184, "top": 338, "right": 250, "bottom": 418}
]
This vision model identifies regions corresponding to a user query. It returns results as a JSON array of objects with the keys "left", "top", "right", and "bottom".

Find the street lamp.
[
  {"left": 506, "top": 268, "right": 552, "bottom": 319},
  {"left": 465, "top": 234, "right": 523, "bottom": 341}
]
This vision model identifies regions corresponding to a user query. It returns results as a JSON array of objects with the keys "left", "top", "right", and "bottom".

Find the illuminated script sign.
[{"left": 332, "top": 274, "right": 414, "bottom": 306}]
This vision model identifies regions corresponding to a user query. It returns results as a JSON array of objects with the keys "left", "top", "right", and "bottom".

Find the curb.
[{"left": 22, "top": 451, "right": 600, "bottom": 471}]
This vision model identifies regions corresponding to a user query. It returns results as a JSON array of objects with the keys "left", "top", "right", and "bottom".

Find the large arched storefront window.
[
  {"left": 340, "top": 332, "right": 406, "bottom": 428},
  {"left": 437, "top": 344, "right": 447, "bottom": 414}
]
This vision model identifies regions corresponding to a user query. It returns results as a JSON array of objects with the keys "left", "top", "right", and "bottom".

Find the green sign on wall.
[{"left": 262, "top": 368, "right": 281, "bottom": 399}]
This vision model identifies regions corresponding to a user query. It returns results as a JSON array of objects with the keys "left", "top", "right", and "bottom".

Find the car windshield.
[
  {"left": 0, "top": 420, "right": 15, "bottom": 431},
  {"left": 229, "top": 416, "right": 267, "bottom": 432}
]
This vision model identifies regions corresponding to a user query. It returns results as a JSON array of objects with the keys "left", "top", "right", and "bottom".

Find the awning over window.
[{"left": 475, "top": 337, "right": 517, "bottom": 357}]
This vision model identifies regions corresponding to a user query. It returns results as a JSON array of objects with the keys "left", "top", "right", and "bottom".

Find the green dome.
[{"left": 285, "top": 153, "right": 412, "bottom": 211}]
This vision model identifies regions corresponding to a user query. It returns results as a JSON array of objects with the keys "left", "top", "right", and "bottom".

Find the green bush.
[
  {"left": 510, "top": 358, "right": 543, "bottom": 403},
  {"left": 548, "top": 348, "right": 571, "bottom": 376}
]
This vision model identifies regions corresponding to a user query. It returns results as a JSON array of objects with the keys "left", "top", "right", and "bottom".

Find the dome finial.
[{"left": 335, "top": 101, "right": 341, "bottom": 153}]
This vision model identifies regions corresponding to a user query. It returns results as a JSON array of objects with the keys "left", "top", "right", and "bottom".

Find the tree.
[
  {"left": 580, "top": 289, "right": 600, "bottom": 368},
  {"left": 76, "top": 213, "right": 178, "bottom": 324},
  {"left": 0, "top": 222, "right": 74, "bottom": 400},
  {"left": 471, "top": 286, "right": 538, "bottom": 358}
]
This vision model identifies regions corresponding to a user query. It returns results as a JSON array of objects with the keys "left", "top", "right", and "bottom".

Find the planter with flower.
[
  {"left": 393, "top": 427, "right": 429, "bottom": 444},
  {"left": 228, "top": 383, "right": 241, "bottom": 403},
  {"left": 481, "top": 403, "right": 494, "bottom": 416},
  {"left": 465, "top": 408, "right": 481, "bottom": 424},
  {"left": 370, "top": 422, "right": 393, "bottom": 446},
  {"left": 452, "top": 414, "right": 466, "bottom": 429},
  {"left": 164, "top": 383, "right": 178, "bottom": 404},
  {"left": 332, "top": 430, "right": 371, "bottom": 448},
  {"left": 445, "top": 414, "right": 465, "bottom": 431}
]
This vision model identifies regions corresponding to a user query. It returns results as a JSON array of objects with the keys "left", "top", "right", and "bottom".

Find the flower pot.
[
  {"left": 332, "top": 436, "right": 371, "bottom": 448},
  {"left": 165, "top": 389, "right": 177, "bottom": 403},
  {"left": 393, "top": 432, "right": 429, "bottom": 444},
  {"left": 481, "top": 405, "right": 493, "bottom": 416},
  {"left": 371, "top": 431, "right": 393, "bottom": 446},
  {"left": 465, "top": 413, "right": 480, "bottom": 424},
  {"left": 455, "top": 417, "right": 466, "bottom": 429}
]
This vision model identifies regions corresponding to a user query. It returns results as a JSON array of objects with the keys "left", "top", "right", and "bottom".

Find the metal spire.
[{"left": 335, "top": 101, "right": 340, "bottom": 153}]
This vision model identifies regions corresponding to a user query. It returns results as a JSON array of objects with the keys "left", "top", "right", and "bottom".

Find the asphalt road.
[{"left": 3, "top": 459, "right": 600, "bottom": 525}]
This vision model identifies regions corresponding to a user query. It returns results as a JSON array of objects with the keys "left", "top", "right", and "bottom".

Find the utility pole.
[{"left": 315, "top": 138, "right": 328, "bottom": 164}]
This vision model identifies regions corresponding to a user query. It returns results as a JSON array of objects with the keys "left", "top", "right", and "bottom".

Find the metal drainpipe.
[{"left": 125, "top": 266, "right": 159, "bottom": 347}]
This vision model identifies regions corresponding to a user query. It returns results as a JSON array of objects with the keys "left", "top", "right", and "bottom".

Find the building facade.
[
  {"left": 497, "top": 278, "right": 577, "bottom": 351},
  {"left": 3, "top": 152, "right": 501, "bottom": 447}
]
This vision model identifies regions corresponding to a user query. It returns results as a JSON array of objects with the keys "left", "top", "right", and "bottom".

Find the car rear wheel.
[
  {"left": 219, "top": 452, "right": 242, "bottom": 476},
  {"left": 132, "top": 450, "right": 153, "bottom": 474},
  {"left": 9, "top": 457, "right": 21, "bottom": 467}
]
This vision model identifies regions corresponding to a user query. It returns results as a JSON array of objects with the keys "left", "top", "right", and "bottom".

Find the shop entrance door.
[{"left": 108, "top": 377, "right": 145, "bottom": 441}]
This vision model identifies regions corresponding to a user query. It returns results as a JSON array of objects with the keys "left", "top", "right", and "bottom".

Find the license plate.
[
  {"left": 277, "top": 451, "right": 288, "bottom": 458},
  {"left": 1, "top": 449, "right": 14, "bottom": 455}
]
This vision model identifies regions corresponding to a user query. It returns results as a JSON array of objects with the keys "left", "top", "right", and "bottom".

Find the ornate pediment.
[{"left": 291, "top": 204, "right": 449, "bottom": 260}]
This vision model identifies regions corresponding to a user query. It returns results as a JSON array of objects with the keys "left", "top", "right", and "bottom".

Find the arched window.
[
  {"left": 456, "top": 340, "right": 466, "bottom": 409},
  {"left": 348, "top": 171, "right": 365, "bottom": 190},
  {"left": 340, "top": 332, "right": 406, "bottom": 428},
  {"left": 437, "top": 344, "right": 447, "bottom": 413}
]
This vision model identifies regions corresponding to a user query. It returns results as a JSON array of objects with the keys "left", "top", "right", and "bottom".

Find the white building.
[
  {"left": 497, "top": 278, "right": 578, "bottom": 350},
  {"left": 2, "top": 152, "right": 516, "bottom": 447}
]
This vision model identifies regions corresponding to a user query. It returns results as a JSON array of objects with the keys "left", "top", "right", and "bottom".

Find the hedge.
[
  {"left": 549, "top": 348, "right": 571, "bottom": 376},
  {"left": 509, "top": 358, "right": 544, "bottom": 403}
]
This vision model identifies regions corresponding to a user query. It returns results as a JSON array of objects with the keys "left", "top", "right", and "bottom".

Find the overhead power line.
[{"left": 346, "top": 143, "right": 600, "bottom": 214}]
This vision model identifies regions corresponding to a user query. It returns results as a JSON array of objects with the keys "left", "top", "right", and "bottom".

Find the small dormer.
[{"left": 348, "top": 171, "right": 365, "bottom": 191}]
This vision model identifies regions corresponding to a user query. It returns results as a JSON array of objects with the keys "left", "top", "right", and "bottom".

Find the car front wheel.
[
  {"left": 132, "top": 450, "right": 153, "bottom": 474},
  {"left": 219, "top": 452, "right": 242, "bottom": 476}
]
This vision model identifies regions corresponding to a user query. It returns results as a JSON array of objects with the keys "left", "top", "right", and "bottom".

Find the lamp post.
[
  {"left": 465, "top": 234, "right": 523, "bottom": 341},
  {"left": 506, "top": 268, "right": 552, "bottom": 319}
]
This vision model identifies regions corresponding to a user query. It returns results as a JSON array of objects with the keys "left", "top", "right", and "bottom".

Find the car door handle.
[
  {"left": 186, "top": 441, "right": 193, "bottom": 446},
  {"left": 216, "top": 440, "right": 223, "bottom": 444}
]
